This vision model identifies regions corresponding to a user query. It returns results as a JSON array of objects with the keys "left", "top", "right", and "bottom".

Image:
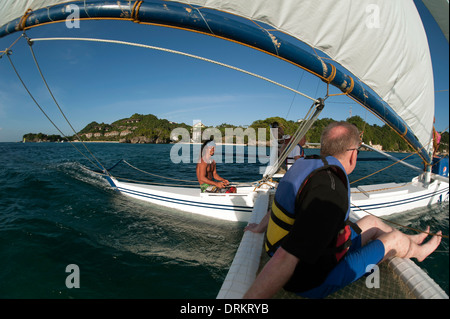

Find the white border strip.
[{"left": 217, "top": 192, "right": 270, "bottom": 298}]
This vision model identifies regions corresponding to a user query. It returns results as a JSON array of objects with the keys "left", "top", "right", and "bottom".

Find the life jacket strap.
[
  {"left": 335, "top": 220, "right": 363, "bottom": 262},
  {"left": 270, "top": 204, "right": 294, "bottom": 232}
]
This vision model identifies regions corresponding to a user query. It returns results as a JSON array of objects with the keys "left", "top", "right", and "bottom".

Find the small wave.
[{"left": 56, "top": 161, "right": 111, "bottom": 190}]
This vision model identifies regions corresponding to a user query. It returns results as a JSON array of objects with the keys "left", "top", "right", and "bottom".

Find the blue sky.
[{"left": 0, "top": 1, "right": 448, "bottom": 142}]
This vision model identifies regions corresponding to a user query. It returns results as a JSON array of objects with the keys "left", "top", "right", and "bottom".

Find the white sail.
[
  {"left": 1, "top": 0, "right": 447, "bottom": 156},
  {"left": 0, "top": 0, "right": 63, "bottom": 31},
  {"left": 168, "top": 0, "right": 437, "bottom": 156}
]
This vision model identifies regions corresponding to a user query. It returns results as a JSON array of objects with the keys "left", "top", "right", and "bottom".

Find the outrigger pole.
[
  {"left": 361, "top": 143, "right": 449, "bottom": 184},
  {"left": 362, "top": 143, "right": 424, "bottom": 174}
]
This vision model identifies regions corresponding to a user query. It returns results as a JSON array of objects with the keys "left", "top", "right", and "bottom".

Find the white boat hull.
[
  {"left": 350, "top": 177, "right": 449, "bottom": 219},
  {"left": 106, "top": 177, "right": 258, "bottom": 222},
  {"left": 104, "top": 175, "right": 448, "bottom": 223}
]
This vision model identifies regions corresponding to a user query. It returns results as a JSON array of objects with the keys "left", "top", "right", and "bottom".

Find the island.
[{"left": 22, "top": 113, "right": 449, "bottom": 154}]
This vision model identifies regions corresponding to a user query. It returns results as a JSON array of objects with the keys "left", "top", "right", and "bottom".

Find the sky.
[{"left": 0, "top": 1, "right": 448, "bottom": 142}]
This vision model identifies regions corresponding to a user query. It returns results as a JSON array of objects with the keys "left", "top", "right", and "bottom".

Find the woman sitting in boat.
[{"left": 196, "top": 139, "right": 236, "bottom": 193}]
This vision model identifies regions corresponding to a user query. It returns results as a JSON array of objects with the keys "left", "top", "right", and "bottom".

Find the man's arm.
[
  {"left": 244, "top": 209, "right": 270, "bottom": 233},
  {"left": 243, "top": 247, "right": 299, "bottom": 299},
  {"left": 212, "top": 162, "right": 229, "bottom": 186}
]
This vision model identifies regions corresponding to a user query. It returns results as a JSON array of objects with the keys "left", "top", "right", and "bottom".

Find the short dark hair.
[
  {"left": 320, "top": 121, "right": 360, "bottom": 157},
  {"left": 201, "top": 138, "right": 214, "bottom": 153}
]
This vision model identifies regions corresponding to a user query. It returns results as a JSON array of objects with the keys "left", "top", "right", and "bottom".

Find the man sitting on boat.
[
  {"left": 244, "top": 121, "right": 442, "bottom": 299},
  {"left": 286, "top": 136, "right": 306, "bottom": 170},
  {"left": 196, "top": 139, "right": 235, "bottom": 193},
  {"left": 271, "top": 121, "right": 287, "bottom": 153}
]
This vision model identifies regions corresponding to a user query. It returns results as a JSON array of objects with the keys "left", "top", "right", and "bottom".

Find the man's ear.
[{"left": 349, "top": 149, "right": 357, "bottom": 168}]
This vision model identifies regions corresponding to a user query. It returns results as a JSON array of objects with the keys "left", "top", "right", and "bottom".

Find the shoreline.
[{"left": 7, "top": 141, "right": 449, "bottom": 155}]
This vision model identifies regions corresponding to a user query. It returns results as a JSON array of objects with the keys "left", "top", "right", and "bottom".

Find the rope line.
[
  {"left": 24, "top": 34, "right": 109, "bottom": 174},
  {"left": 5, "top": 50, "right": 105, "bottom": 172},
  {"left": 349, "top": 124, "right": 449, "bottom": 186},
  {"left": 350, "top": 152, "right": 417, "bottom": 185},
  {"left": 351, "top": 202, "right": 449, "bottom": 239},
  {"left": 29, "top": 37, "right": 319, "bottom": 103},
  {"left": 0, "top": 33, "right": 23, "bottom": 59},
  {"left": 350, "top": 182, "right": 414, "bottom": 194},
  {"left": 121, "top": 160, "right": 259, "bottom": 186},
  {"left": 122, "top": 160, "right": 198, "bottom": 183},
  {"left": 285, "top": 71, "right": 305, "bottom": 119}
]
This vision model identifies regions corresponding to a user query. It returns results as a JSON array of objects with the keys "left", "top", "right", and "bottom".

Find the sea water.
[{"left": 0, "top": 142, "right": 448, "bottom": 298}]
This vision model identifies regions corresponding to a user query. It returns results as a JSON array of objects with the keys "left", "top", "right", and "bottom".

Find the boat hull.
[
  {"left": 350, "top": 177, "right": 449, "bottom": 219},
  {"left": 105, "top": 175, "right": 448, "bottom": 222},
  {"left": 106, "top": 177, "right": 257, "bottom": 222}
]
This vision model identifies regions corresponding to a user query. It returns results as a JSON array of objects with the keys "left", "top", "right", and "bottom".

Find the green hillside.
[{"left": 23, "top": 113, "right": 449, "bottom": 154}]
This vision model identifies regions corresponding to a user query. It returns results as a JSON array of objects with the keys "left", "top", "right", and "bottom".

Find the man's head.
[
  {"left": 201, "top": 139, "right": 216, "bottom": 162},
  {"left": 320, "top": 121, "right": 361, "bottom": 174},
  {"left": 271, "top": 122, "right": 285, "bottom": 140},
  {"left": 299, "top": 136, "right": 306, "bottom": 146}
]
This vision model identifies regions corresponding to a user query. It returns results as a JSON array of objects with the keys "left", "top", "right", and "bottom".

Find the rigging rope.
[
  {"left": 351, "top": 202, "right": 449, "bottom": 239},
  {"left": 23, "top": 33, "right": 109, "bottom": 175},
  {"left": 5, "top": 49, "right": 107, "bottom": 173},
  {"left": 121, "top": 160, "right": 259, "bottom": 186},
  {"left": 29, "top": 37, "right": 319, "bottom": 103},
  {"left": 350, "top": 151, "right": 418, "bottom": 185},
  {"left": 122, "top": 160, "right": 198, "bottom": 183},
  {"left": 284, "top": 70, "right": 305, "bottom": 119}
]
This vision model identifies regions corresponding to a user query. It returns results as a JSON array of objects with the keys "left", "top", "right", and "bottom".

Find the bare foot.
[
  {"left": 415, "top": 231, "right": 442, "bottom": 262},
  {"left": 409, "top": 226, "right": 430, "bottom": 244}
]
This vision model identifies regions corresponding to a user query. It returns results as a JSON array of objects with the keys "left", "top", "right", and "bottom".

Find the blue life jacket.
[{"left": 264, "top": 155, "right": 353, "bottom": 261}]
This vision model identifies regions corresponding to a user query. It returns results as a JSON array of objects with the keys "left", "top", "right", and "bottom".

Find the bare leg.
[
  {"left": 379, "top": 229, "right": 441, "bottom": 262},
  {"left": 409, "top": 226, "right": 430, "bottom": 244},
  {"left": 356, "top": 215, "right": 395, "bottom": 246},
  {"left": 356, "top": 216, "right": 442, "bottom": 262}
]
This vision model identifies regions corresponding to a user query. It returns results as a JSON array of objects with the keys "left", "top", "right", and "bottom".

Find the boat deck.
[
  {"left": 350, "top": 181, "right": 423, "bottom": 201},
  {"left": 349, "top": 178, "right": 449, "bottom": 218}
]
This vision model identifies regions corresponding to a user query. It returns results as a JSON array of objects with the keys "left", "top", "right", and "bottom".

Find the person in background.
[
  {"left": 271, "top": 122, "right": 287, "bottom": 157},
  {"left": 286, "top": 136, "right": 306, "bottom": 170}
]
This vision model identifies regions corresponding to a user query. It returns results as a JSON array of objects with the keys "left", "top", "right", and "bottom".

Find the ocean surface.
[{"left": 0, "top": 142, "right": 448, "bottom": 298}]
